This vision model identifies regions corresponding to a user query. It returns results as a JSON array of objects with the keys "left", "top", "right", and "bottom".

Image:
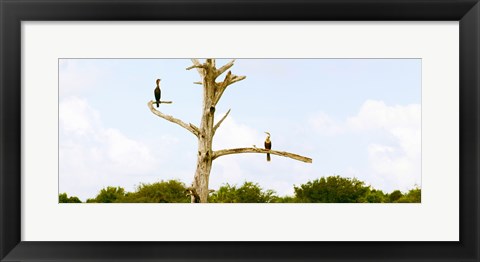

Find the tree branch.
[
  {"left": 147, "top": 101, "right": 200, "bottom": 137},
  {"left": 213, "top": 72, "right": 246, "bottom": 105},
  {"left": 150, "top": 100, "right": 173, "bottom": 104},
  {"left": 215, "top": 59, "right": 236, "bottom": 78},
  {"left": 186, "top": 64, "right": 207, "bottom": 70},
  {"left": 190, "top": 59, "right": 202, "bottom": 66},
  {"left": 219, "top": 71, "right": 232, "bottom": 88},
  {"left": 187, "top": 59, "right": 207, "bottom": 76},
  {"left": 212, "top": 147, "right": 312, "bottom": 163},
  {"left": 230, "top": 75, "right": 246, "bottom": 85},
  {"left": 188, "top": 59, "right": 207, "bottom": 85},
  {"left": 213, "top": 71, "right": 232, "bottom": 104},
  {"left": 213, "top": 109, "right": 231, "bottom": 133}
]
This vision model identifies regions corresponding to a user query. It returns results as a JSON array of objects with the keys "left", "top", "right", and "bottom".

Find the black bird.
[
  {"left": 154, "top": 79, "right": 161, "bottom": 107},
  {"left": 264, "top": 132, "right": 272, "bottom": 162}
]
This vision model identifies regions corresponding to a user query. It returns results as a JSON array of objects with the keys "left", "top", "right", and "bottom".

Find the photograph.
[
  {"left": 59, "top": 58, "right": 421, "bottom": 203},
  {"left": 2, "top": 0, "right": 478, "bottom": 260}
]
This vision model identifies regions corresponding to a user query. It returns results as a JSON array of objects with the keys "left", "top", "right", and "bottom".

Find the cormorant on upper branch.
[{"left": 154, "top": 79, "right": 161, "bottom": 108}]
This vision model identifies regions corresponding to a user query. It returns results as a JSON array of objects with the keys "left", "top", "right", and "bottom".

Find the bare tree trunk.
[
  {"left": 192, "top": 59, "right": 216, "bottom": 203},
  {"left": 149, "top": 58, "right": 312, "bottom": 203}
]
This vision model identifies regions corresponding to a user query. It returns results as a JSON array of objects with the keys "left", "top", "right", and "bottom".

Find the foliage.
[
  {"left": 70, "top": 176, "right": 421, "bottom": 203},
  {"left": 273, "top": 195, "right": 299, "bottom": 203},
  {"left": 209, "top": 181, "right": 278, "bottom": 203},
  {"left": 122, "top": 180, "right": 190, "bottom": 203},
  {"left": 387, "top": 190, "right": 403, "bottom": 203},
  {"left": 361, "top": 189, "right": 388, "bottom": 203},
  {"left": 396, "top": 188, "right": 421, "bottom": 203},
  {"left": 293, "top": 176, "right": 421, "bottom": 203},
  {"left": 86, "top": 186, "right": 126, "bottom": 203},
  {"left": 59, "top": 193, "right": 82, "bottom": 203},
  {"left": 294, "top": 176, "right": 370, "bottom": 203},
  {"left": 84, "top": 181, "right": 190, "bottom": 203}
]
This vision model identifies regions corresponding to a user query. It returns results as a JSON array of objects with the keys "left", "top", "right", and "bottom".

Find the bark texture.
[
  {"left": 149, "top": 59, "right": 312, "bottom": 203},
  {"left": 213, "top": 148, "right": 312, "bottom": 163}
]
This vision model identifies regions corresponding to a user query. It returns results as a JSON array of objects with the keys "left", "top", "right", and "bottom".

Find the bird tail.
[
  {"left": 156, "top": 101, "right": 159, "bottom": 108},
  {"left": 267, "top": 153, "right": 271, "bottom": 162}
]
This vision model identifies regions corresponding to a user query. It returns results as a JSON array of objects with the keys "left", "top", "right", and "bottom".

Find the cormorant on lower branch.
[
  {"left": 154, "top": 79, "right": 161, "bottom": 108},
  {"left": 264, "top": 132, "right": 272, "bottom": 162}
]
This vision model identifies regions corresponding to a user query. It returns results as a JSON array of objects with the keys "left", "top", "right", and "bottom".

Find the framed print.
[{"left": 1, "top": 0, "right": 479, "bottom": 261}]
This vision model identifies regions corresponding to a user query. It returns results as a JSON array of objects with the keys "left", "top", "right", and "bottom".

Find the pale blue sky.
[{"left": 59, "top": 59, "right": 421, "bottom": 201}]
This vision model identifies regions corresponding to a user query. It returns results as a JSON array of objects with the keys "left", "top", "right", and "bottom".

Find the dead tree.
[{"left": 148, "top": 59, "right": 312, "bottom": 203}]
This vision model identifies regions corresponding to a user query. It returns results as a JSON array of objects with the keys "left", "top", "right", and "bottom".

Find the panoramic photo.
[{"left": 59, "top": 58, "right": 421, "bottom": 203}]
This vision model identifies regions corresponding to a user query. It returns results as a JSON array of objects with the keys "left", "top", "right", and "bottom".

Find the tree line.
[{"left": 59, "top": 176, "right": 421, "bottom": 203}]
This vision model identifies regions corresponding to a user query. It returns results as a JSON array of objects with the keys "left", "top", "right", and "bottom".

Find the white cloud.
[
  {"left": 60, "top": 97, "right": 422, "bottom": 200},
  {"left": 307, "top": 100, "right": 421, "bottom": 192},
  {"left": 102, "top": 128, "right": 156, "bottom": 173},
  {"left": 213, "top": 114, "right": 263, "bottom": 149},
  {"left": 210, "top": 157, "right": 249, "bottom": 188},
  {"left": 59, "top": 97, "right": 159, "bottom": 200},
  {"left": 347, "top": 100, "right": 420, "bottom": 132},
  {"left": 210, "top": 114, "right": 263, "bottom": 188},
  {"left": 59, "top": 97, "right": 100, "bottom": 136},
  {"left": 210, "top": 155, "right": 310, "bottom": 197},
  {"left": 348, "top": 100, "right": 421, "bottom": 191},
  {"left": 210, "top": 114, "right": 308, "bottom": 196}
]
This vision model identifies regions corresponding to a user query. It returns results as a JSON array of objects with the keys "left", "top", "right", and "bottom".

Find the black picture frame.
[{"left": 1, "top": 0, "right": 479, "bottom": 261}]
